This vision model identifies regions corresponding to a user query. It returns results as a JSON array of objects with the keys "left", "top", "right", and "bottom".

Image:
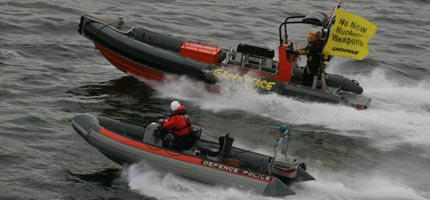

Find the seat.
[
  {"left": 219, "top": 134, "right": 234, "bottom": 159},
  {"left": 190, "top": 128, "right": 202, "bottom": 151},
  {"left": 237, "top": 43, "right": 275, "bottom": 59},
  {"left": 195, "top": 133, "right": 234, "bottom": 158},
  {"left": 143, "top": 123, "right": 164, "bottom": 147}
]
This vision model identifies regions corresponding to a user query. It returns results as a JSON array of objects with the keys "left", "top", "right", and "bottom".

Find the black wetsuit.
[{"left": 300, "top": 42, "right": 323, "bottom": 86}]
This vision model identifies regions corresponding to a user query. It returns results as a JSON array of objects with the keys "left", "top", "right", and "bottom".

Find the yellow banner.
[{"left": 323, "top": 9, "right": 377, "bottom": 60}]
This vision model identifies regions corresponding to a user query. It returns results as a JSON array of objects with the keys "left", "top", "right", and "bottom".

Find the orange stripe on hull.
[
  {"left": 98, "top": 128, "right": 274, "bottom": 183},
  {"left": 96, "top": 44, "right": 166, "bottom": 81},
  {"left": 95, "top": 44, "right": 279, "bottom": 86},
  {"left": 99, "top": 128, "right": 202, "bottom": 164}
]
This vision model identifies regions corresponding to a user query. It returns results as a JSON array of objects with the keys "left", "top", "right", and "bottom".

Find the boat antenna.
[
  {"left": 319, "top": 0, "right": 347, "bottom": 91},
  {"left": 321, "top": 0, "right": 348, "bottom": 50}
]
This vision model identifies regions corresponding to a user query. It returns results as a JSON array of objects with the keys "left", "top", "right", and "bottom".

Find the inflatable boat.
[
  {"left": 71, "top": 114, "right": 314, "bottom": 196},
  {"left": 77, "top": 12, "right": 370, "bottom": 109}
]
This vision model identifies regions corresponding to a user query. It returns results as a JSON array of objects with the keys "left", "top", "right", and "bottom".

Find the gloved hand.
[
  {"left": 165, "top": 133, "right": 174, "bottom": 142},
  {"left": 155, "top": 125, "right": 167, "bottom": 137},
  {"left": 286, "top": 46, "right": 295, "bottom": 54},
  {"left": 306, "top": 66, "right": 311, "bottom": 74},
  {"left": 286, "top": 46, "right": 298, "bottom": 55}
]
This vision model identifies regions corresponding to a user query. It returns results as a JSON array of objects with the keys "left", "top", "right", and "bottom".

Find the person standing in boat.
[
  {"left": 158, "top": 100, "right": 193, "bottom": 151},
  {"left": 297, "top": 31, "right": 324, "bottom": 87}
]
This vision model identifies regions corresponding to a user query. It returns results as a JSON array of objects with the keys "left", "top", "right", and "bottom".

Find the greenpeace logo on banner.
[
  {"left": 332, "top": 47, "right": 359, "bottom": 55},
  {"left": 323, "top": 9, "right": 377, "bottom": 60}
]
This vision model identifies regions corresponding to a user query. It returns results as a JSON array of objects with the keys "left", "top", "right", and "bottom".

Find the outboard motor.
[
  {"left": 273, "top": 125, "right": 292, "bottom": 163},
  {"left": 268, "top": 125, "right": 299, "bottom": 182}
]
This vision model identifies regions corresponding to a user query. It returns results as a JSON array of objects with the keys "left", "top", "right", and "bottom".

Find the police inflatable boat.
[
  {"left": 71, "top": 114, "right": 314, "bottom": 196},
  {"left": 78, "top": 11, "right": 370, "bottom": 109}
]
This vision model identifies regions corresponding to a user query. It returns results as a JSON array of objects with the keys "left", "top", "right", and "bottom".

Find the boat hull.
[
  {"left": 71, "top": 114, "right": 304, "bottom": 196},
  {"left": 78, "top": 15, "right": 371, "bottom": 109}
]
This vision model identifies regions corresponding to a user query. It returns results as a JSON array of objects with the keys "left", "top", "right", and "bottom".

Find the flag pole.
[{"left": 320, "top": 0, "right": 347, "bottom": 91}]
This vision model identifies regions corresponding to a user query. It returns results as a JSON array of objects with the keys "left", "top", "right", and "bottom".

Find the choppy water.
[{"left": 1, "top": 0, "right": 429, "bottom": 199}]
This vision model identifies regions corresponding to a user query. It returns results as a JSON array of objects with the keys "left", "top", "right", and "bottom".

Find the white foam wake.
[
  {"left": 142, "top": 71, "right": 430, "bottom": 148},
  {"left": 125, "top": 162, "right": 426, "bottom": 200},
  {"left": 127, "top": 68, "right": 429, "bottom": 200},
  {"left": 125, "top": 162, "right": 276, "bottom": 200},
  {"left": 291, "top": 173, "right": 426, "bottom": 200}
]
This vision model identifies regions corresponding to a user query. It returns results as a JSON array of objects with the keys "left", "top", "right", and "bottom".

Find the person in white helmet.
[{"left": 158, "top": 100, "right": 193, "bottom": 151}]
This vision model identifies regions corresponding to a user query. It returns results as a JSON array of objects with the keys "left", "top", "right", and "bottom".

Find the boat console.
[{"left": 225, "top": 43, "right": 278, "bottom": 73}]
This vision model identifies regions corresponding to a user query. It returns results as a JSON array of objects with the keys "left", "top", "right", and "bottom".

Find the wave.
[
  {"left": 125, "top": 162, "right": 271, "bottom": 200},
  {"left": 125, "top": 156, "right": 426, "bottom": 200},
  {"left": 141, "top": 68, "right": 430, "bottom": 148}
]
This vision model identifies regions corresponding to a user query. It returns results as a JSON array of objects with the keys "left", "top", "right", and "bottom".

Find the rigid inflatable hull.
[
  {"left": 71, "top": 114, "right": 297, "bottom": 196},
  {"left": 78, "top": 15, "right": 370, "bottom": 109},
  {"left": 79, "top": 17, "right": 216, "bottom": 82}
]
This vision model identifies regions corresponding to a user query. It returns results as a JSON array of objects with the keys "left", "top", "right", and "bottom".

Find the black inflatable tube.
[
  {"left": 326, "top": 74, "right": 363, "bottom": 94},
  {"left": 131, "top": 27, "right": 185, "bottom": 53},
  {"left": 80, "top": 18, "right": 217, "bottom": 83}
]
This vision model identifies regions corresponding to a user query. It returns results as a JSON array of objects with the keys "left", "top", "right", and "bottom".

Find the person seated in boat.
[
  {"left": 297, "top": 31, "right": 324, "bottom": 86},
  {"left": 158, "top": 100, "right": 194, "bottom": 151}
]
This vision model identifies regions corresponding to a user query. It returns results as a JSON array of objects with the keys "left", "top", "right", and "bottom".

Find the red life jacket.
[{"left": 162, "top": 105, "right": 192, "bottom": 136}]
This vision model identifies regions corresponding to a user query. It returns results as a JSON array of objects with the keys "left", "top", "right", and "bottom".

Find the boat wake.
[
  {"left": 128, "top": 66, "right": 429, "bottom": 199},
  {"left": 125, "top": 161, "right": 426, "bottom": 200},
  {"left": 140, "top": 67, "right": 430, "bottom": 149},
  {"left": 125, "top": 162, "right": 274, "bottom": 200},
  {"left": 292, "top": 173, "right": 427, "bottom": 200}
]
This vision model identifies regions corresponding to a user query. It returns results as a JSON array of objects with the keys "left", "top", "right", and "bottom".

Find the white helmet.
[{"left": 170, "top": 100, "right": 181, "bottom": 112}]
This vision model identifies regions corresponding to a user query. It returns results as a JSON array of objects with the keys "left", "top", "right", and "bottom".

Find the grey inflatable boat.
[{"left": 71, "top": 114, "right": 314, "bottom": 196}]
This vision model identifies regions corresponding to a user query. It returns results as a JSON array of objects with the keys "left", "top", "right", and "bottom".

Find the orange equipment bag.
[{"left": 180, "top": 41, "right": 221, "bottom": 64}]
